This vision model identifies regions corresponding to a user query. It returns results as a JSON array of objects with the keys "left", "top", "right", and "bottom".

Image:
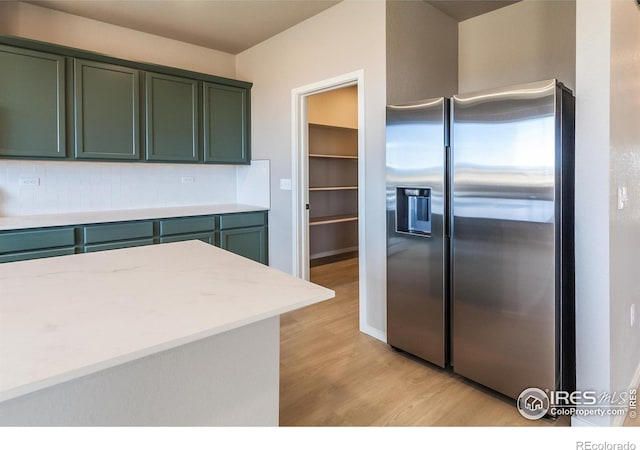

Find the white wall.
[
  {"left": 458, "top": 0, "right": 576, "bottom": 93},
  {"left": 574, "top": 0, "right": 613, "bottom": 427},
  {"left": 308, "top": 86, "right": 358, "bottom": 129},
  {"left": 0, "top": 1, "right": 236, "bottom": 78},
  {"left": 0, "top": 159, "right": 270, "bottom": 215},
  {"left": 386, "top": 0, "right": 458, "bottom": 103},
  {"left": 236, "top": 0, "right": 388, "bottom": 337},
  {"left": 573, "top": 0, "right": 640, "bottom": 427},
  {"left": 0, "top": 161, "right": 238, "bottom": 216},
  {"left": 608, "top": 0, "right": 640, "bottom": 409}
]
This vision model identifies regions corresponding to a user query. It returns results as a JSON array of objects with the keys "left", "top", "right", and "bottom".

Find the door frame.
[{"left": 290, "top": 70, "right": 366, "bottom": 316}]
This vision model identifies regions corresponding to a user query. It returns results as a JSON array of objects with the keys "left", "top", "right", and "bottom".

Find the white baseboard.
[{"left": 360, "top": 324, "right": 386, "bottom": 343}]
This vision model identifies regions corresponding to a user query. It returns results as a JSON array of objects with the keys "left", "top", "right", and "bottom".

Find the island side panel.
[{"left": 0, "top": 316, "right": 279, "bottom": 426}]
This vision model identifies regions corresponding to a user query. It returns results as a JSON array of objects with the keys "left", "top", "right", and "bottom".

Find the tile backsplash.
[{"left": 0, "top": 160, "right": 270, "bottom": 216}]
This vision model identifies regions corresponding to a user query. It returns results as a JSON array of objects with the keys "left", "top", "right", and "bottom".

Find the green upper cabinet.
[
  {"left": 74, "top": 59, "right": 140, "bottom": 160},
  {"left": 0, "top": 45, "right": 66, "bottom": 158},
  {"left": 145, "top": 72, "right": 199, "bottom": 162},
  {"left": 203, "top": 83, "right": 250, "bottom": 164}
]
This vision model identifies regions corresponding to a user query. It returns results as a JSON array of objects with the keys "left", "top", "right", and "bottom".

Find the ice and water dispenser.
[{"left": 395, "top": 187, "right": 431, "bottom": 236}]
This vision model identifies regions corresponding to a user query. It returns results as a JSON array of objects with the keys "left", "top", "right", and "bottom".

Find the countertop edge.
[
  {"left": 0, "top": 204, "right": 268, "bottom": 231},
  {"left": 0, "top": 288, "right": 334, "bottom": 403}
]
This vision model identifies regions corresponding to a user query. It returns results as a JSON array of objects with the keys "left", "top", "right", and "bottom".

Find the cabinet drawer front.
[
  {"left": 0, "top": 228, "right": 75, "bottom": 254},
  {"left": 0, "top": 45, "right": 66, "bottom": 158},
  {"left": 84, "top": 238, "right": 154, "bottom": 253},
  {"left": 82, "top": 221, "right": 153, "bottom": 244},
  {"left": 159, "top": 216, "right": 216, "bottom": 236},
  {"left": 160, "top": 232, "right": 215, "bottom": 245},
  {"left": 0, "top": 247, "right": 75, "bottom": 264},
  {"left": 219, "top": 212, "right": 266, "bottom": 230}
]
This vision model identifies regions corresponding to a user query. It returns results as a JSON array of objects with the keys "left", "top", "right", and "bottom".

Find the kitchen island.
[{"left": 0, "top": 240, "right": 334, "bottom": 426}]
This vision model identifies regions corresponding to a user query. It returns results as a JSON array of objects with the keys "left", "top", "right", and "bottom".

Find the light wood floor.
[{"left": 280, "top": 258, "right": 576, "bottom": 426}]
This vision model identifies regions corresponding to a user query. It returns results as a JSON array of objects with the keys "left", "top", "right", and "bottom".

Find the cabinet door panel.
[
  {"left": 203, "top": 83, "right": 249, "bottom": 164},
  {"left": 74, "top": 59, "right": 139, "bottom": 159},
  {"left": 220, "top": 226, "right": 266, "bottom": 264},
  {"left": 145, "top": 72, "right": 198, "bottom": 162},
  {"left": 0, "top": 45, "right": 66, "bottom": 158}
]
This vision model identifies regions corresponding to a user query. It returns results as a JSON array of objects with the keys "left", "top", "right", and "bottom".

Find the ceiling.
[
  {"left": 24, "top": 1, "right": 520, "bottom": 55},
  {"left": 24, "top": 0, "right": 340, "bottom": 54},
  {"left": 425, "top": 0, "right": 520, "bottom": 22}
]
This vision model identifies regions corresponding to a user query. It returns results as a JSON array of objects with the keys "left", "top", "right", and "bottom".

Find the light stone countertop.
[
  {"left": 0, "top": 204, "right": 267, "bottom": 231},
  {"left": 0, "top": 240, "right": 334, "bottom": 402}
]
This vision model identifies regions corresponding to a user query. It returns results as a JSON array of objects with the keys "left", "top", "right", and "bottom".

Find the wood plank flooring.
[{"left": 279, "top": 258, "right": 572, "bottom": 426}]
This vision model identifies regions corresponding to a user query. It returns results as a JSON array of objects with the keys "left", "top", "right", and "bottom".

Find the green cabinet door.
[
  {"left": 203, "top": 83, "right": 250, "bottom": 164},
  {"left": 0, "top": 45, "right": 66, "bottom": 158},
  {"left": 145, "top": 72, "right": 199, "bottom": 162},
  {"left": 74, "top": 59, "right": 140, "bottom": 160},
  {"left": 220, "top": 226, "right": 267, "bottom": 264}
]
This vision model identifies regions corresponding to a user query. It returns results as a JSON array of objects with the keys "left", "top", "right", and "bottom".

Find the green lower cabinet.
[
  {"left": 0, "top": 227, "right": 76, "bottom": 263},
  {"left": 0, "top": 45, "right": 66, "bottom": 158},
  {"left": 0, "top": 212, "right": 267, "bottom": 264},
  {"left": 220, "top": 226, "right": 267, "bottom": 264}
]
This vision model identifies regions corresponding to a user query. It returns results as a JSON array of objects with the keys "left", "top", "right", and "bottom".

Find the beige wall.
[
  {"left": 574, "top": 0, "right": 612, "bottom": 426},
  {"left": 308, "top": 86, "right": 358, "bottom": 129},
  {"left": 386, "top": 0, "right": 458, "bottom": 103},
  {"left": 574, "top": 0, "right": 640, "bottom": 426},
  {"left": 458, "top": 0, "right": 576, "bottom": 93},
  {"left": 236, "top": 0, "right": 387, "bottom": 338},
  {"left": 0, "top": 1, "right": 236, "bottom": 78},
  {"left": 609, "top": 0, "right": 640, "bottom": 406}
]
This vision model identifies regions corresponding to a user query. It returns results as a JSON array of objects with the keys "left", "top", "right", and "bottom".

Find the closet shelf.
[
  {"left": 309, "top": 214, "right": 358, "bottom": 226},
  {"left": 309, "top": 153, "right": 358, "bottom": 160},
  {"left": 309, "top": 186, "right": 358, "bottom": 191}
]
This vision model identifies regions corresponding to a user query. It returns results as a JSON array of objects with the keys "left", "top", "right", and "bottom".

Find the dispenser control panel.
[{"left": 395, "top": 187, "right": 431, "bottom": 237}]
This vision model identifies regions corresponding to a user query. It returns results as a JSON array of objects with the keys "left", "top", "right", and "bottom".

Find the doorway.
[
  {"left": 291, "top": 71, "right": 366, "bottom": 330},
  {"left": 307, "top": 85, "right": 358, "bottom": 270}
]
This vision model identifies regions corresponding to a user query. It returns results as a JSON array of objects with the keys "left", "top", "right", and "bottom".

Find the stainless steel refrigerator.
[{"left": 386, "top": 79, "right": 575, "bottom": 399}]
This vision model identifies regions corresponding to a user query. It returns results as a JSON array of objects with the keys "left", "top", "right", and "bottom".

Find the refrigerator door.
[
  {"left": 451, "top": 80, "right": 560, "bottom": 398},
  {"left": 386, "top": 98, "right": 448, "bottom": 367}
]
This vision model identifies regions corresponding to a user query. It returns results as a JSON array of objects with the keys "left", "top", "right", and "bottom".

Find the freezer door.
[
  {"left": 386, "top": 97, "right": 448, "bottom": 367},
  {"left": 451, "top": 80, "right": 560, "bottom": 399}
]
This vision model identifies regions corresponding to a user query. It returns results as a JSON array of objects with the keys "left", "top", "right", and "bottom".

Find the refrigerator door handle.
[{"left": 445, "top": 145, "right": 451, "bottom": 239}]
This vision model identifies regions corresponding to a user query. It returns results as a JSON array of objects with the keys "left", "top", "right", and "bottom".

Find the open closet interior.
[{"left": 307, "top": 85, "right": 358, "bottom": 267}]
